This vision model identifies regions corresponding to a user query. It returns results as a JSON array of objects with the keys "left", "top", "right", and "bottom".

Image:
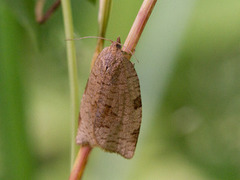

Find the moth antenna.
[
  {"left": 66, "top": 36, "right": 139, "bottom": 63},
  {"left": 66, "top": 36, "right": 113, "bottom": 43}
]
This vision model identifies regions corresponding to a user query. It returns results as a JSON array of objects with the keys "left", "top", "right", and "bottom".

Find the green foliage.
[{"left": 0, "top": 3, "right": 35, "bottom": 180}]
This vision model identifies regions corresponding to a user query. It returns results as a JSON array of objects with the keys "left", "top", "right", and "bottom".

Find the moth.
[{"left": 76, "top": 37, "right": 142, "bottom": 159}]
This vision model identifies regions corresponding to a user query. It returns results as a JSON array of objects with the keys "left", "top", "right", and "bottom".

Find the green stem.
[{"left": 61, "top": 0, "right": 79, "bottom": 168}]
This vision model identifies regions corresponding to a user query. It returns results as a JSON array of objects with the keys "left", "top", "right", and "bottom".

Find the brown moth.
[{"left": 76, "top": 37, "right": 142, "bottom": 159}]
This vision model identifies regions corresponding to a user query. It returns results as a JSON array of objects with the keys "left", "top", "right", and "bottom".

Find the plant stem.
[
  {"left": 69, "top": 146, "right": 92, "bottom": 180},
  {"left": 122, "top": 0, "right": 157, "bottom": 59},
  {"left": 35, "top": 0, "right": 61, "bottom": 24},
  {"left": 91, "top": 0, "right": 112, "bottom": 68},
  {"left": 61, "top": 0, "right": 79, "bottom": 167}
]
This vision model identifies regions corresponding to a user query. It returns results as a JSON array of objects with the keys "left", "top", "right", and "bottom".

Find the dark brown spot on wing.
[
  {"left": 105, "top": 104, "right": 112, "bottom": 112},
  {"left": 131, "top": 127, "right": 140, "bottom": 139},
  {"left": 131, "top": 127, "right": 140, "bottom": 135},
  {"left": 96, "top": 104, "right": 117, "bottom": 119},
  {"left": 133, "top": 96, "right": 142, "bottom": 109}
]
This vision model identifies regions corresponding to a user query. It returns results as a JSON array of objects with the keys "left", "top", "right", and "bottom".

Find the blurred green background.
[{"left": 1, "top": 0, "right": 240, "bottom": 179}]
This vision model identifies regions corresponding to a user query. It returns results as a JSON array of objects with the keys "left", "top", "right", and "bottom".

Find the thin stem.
[
  {"left": 122, "top": 0, "right": 157, "bottom": 59},
  {"left": 69, "top": 146, "right": 92, "bottom": 180},
  {"left": 91, "top": 0, "right": 112, "bottom": 68},
  {"left": 61, "top": 0, "right": 80, "bottom": 168},
  {"left": 35, "top": 0, "right": 61, "bottom": 24}
]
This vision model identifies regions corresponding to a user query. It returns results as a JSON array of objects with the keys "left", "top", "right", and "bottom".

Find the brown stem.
[
  {"left": 69, "top": 146, "right": 92, "bottom": 180},
  {"left": 122, "top": 0, "right": 157, "bottom": 59},
  {"left": 35, "top": 0, "right": 61, "bottom": 24}
]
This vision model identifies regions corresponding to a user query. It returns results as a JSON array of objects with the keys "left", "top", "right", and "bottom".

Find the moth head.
[{"left": 110, "top": 37, "right": 122, "bottom": 50}]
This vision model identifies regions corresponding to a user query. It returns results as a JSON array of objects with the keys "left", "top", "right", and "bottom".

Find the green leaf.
[{"left": 0, "top": 3, "right": 35, "bottom": 180}]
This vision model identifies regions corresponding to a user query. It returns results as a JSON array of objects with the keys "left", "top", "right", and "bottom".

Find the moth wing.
[
  {"left": 94, "top": 57, "right": 142, "bottom": 159},
  {"left": 76, "top": 59, "right": 103, "bottom": 146}
]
